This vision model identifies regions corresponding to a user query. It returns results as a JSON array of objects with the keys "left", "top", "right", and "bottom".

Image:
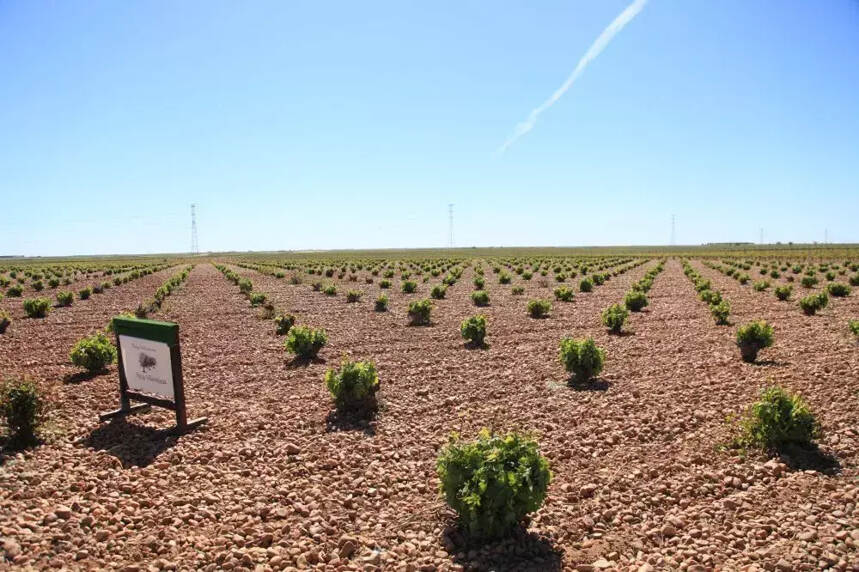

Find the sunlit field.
[{"left": 2, "top": 245, "right": 857, "bottom": 569}]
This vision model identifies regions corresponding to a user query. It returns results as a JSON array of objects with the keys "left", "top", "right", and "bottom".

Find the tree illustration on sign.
[{"left": 139, "top": 353, "right": 157, "bottom": 372}]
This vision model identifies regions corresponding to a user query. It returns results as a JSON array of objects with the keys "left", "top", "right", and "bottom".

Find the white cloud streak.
[{"left": 497, "top": 0, "right": 648, "bottom": 154}]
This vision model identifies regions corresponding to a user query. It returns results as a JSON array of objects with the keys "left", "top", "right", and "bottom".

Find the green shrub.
[
  {"left": 436, "top": 429, "right": 551, "bottom": 540},
  {"left": 498, "top": 273, "right": 512, "bottom": 285},
  {"left": 732, "top": 386, "right": 819, "bottom": 451},
  {"left": 56, "top": 291, "right": 74, "bottom": 307},
  {"left": 70, "top": 332, "right": 117, "bottom": 372},
  {"left": 374, "top": 295, "right": 389, "bottom": 312},
  {"left": 48, "top": 278, "right": 60, "bottom": 289},
  {"left": 711, "top": 300, "right": 731, "bottom": 325},
  {"left": 460, "top": 315, "right": 487, "bottom": 346},
  {"left": 379, "top": 279, "right": 391, "bottom": 289},
  {"left": 601, "top": 303, "right": 628, "bottom": 334},
  {"left": 401, "top": 280, "right": 417, "bottom": 294},
  {"left": 32, "top": 280, "right": 44, "bottom": 291},
  {"left": 473, "top": 276, "right": 485, "bottom": 290},
  {"left": 827, "top": 282, "right": 851, "bottom": 297},
  {"left": 632, "top": 277, "right": 652, "bottom": 293},
  {"left": 559, "top": 337, "right": 605, "bottom": 382},
  {"left": 624, "top": 290, "right": 648, "bottom": 312},
  {"left": 736, "top": 320, "right": 774, "bottom": 362},
  {"left": 1, "top": 378, "right": 47, "bottom": 446},
  {"left": 774, "top": 285, "right": 792, "bottom": 301},
  {"left": 511, "top": 285, "right": 524, "bottom": 295},
  {"left": 527, "top": 299, "right": 551, "bottom": 318},
  {"left": 825, "top": 271, "right": 836, "bottom": 281},
  {"left": 79, "top": 287, "right": 92, "bottom": 300},
  {"left": 23, "top": 298, "right": 51, "bottom": 318},
  {"left": 323, "top": 284, "right": 337, "bottom": 296},
  {"left": 471, "top": 290, "right": 490, "bottom": 307},
  {"left": 249, "top": 292, "right": 267, "bottom": 306},
  {"left": 324, "top": 359, "right": 379, "bottom": 413},
  {"left": 6, "top": 285, "right": 23, "bottom": 297},
  {"left": 753, "top": 280, "right": 770, "bottom": 292},
  {"left": 153, "top": 285, "right": 169, "bottom": 303},
  {"left": 0, "top": 310, "right": 10, "bottom": 334},
  {"left": 285, "top": 326, "right": 328, "bottom": 359},
  {"left": 275, "top": 314, "right": 296, "bottom": 335},
  {"left": 801, "top": 276, "right": 818, "bottom": 288},
  {"left": 850, "top": 320, "right": 859, "bottom": 337},
  {"left": 238, "top": 278, "right": 253, "bottom": 294},
  {"left": 799, "top": 291, "right": 829, "bottom": 315},
  {"left": 430, "top": 284, "right": 447, "bottom": 300},
  {"left": 699, "top": 289, "right": 721, "bottom": 305},
  {"left": 738, "top": 274, "right": 750, "bottom": 285},
  {"left": 408, "top": 299, "right": 432, "bottom": 325},
  {"left": 578, "top": 278, "right": 593, "bottom": 292},
  {"left": 346, "top": 290, "right": 363, "bottom": 303},
  {"left": 849, "top": 274, "right": 859, "bottom": 287},
  {"left": 553, "top": 286, "right": 574, "bottom": 302}
]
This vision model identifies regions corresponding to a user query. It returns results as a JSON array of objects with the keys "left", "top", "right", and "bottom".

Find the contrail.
[{"left": 497, "top": 0, "right": 648, "bottom": 154}]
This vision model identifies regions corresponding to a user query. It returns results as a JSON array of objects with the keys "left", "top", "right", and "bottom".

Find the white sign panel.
[{"left": 118, "top": 334, "right": 175, "bottom": 399}]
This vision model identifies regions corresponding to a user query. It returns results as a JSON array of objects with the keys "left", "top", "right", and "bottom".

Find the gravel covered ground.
[{"left": 1, "top": 259, "right": 857, "bottom": 571}]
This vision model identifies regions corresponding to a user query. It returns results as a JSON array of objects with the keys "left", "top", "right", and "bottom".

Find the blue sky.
[{"left": 1, "top": 1, "right": 857, "bottom": 256}]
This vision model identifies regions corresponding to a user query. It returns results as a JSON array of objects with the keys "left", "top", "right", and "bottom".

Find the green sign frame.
[{"left": 99, "top": 316, "right": 206, "bottom": 432}]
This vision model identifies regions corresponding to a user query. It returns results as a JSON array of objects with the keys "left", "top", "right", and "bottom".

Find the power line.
[{"left": 191, "top": 204, "right": 199, "bottom": 255}]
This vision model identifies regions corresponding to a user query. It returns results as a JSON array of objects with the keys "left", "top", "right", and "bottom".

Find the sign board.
[
  {"left": 100, "top": 316, "right": 206, "bottom": 432},
  {"left": 118, "top": 334, "right": 175, "bottom": 399}
]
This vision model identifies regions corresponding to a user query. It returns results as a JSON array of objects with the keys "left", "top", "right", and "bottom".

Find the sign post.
[{"left": 100, "top": 316, "right": 207, "bottom": 432}]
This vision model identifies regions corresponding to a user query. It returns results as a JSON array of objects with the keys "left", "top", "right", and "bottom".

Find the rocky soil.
[{"left": 1, "top": 259, "right": 857, "bottom": 571}]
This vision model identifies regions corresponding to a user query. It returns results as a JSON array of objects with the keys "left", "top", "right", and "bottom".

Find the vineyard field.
[{"left": 1, "top": 247, "right": 857, "bottom": 570}]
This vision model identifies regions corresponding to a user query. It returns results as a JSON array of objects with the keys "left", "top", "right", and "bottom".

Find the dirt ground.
[{"left": 1, "top": 259, "right": 857, "bottom": 571}]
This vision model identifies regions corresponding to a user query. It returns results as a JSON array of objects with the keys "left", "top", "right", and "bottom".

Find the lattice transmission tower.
[
  {"left": 191, "top": 204, "right": 199, "bottom": 255},
  {"left": 670, "top": 214, "right": 676, "bottom": 246},
  {"left": 448, "top": 204, "right": 454, "bottom": 248}
]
